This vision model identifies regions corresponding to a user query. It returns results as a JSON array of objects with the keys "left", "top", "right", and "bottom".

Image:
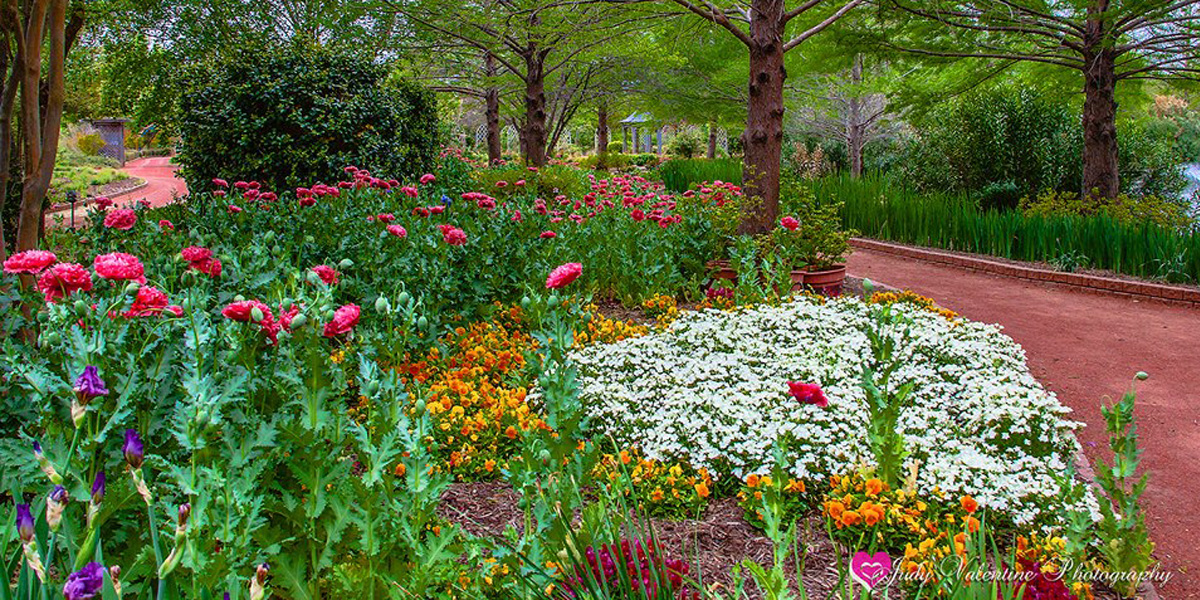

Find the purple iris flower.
[
  {"left": 62, "top": 562, "right": 105, "bottom": 600},
  {"left": 51, "top": 485, "right": 68, "bottom": 503},
  {"left": 91, "top": 471, "right": 106, "bottom": 504},
  {"left": 16, "top": 504, "right": 34, "bottom": 542},
  {"left": 73, "top": 366, "right": 109, "bottom": 403},
  {"left": 122, "top": 429, "right": 144, "bottom": 469}
]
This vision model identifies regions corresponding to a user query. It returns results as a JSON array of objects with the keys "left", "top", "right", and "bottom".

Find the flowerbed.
[
  {"left": 570, "top": 296, "right": 1090, "bottom": 527},
  {"left": 0, "top": 155, "right": 1154, "bottom": 600}
]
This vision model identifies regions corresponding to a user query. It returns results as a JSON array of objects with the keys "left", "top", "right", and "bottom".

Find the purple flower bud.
[
  {"left": 224, "top": 594, "right": 231, "bottom": 600},
  {"left": 256, "top": 562, "right": 270, "bottom": 583},
  {"left": 62, "top": 562, "right": 105, "bottom": 600},
  {"left": 51, "top": 485, "right": 69, "bottom": 503},
  {"left": 73, "top": 366, "right": 109, "bottom": 404},
  {"left": 178, "top": 503, "right": 191, "bottom": 526},
  {"left": 91, "top": 471, "right": 106, "bottom": 504},
  {"left": 16, "top": 504, "right": 34, "bottom": 542},
  {"left": 122, "top": 429, "right": 144, "bottom": 469},
  {"left": 32, "top": 440, "right": 43, "bottom": 457}
]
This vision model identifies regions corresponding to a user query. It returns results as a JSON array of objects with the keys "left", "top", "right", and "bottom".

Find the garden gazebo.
[{"left": 620, "top": 112, "right": 664, "bottom": 154}]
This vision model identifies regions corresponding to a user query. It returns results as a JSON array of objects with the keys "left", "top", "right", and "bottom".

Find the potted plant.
[
  {"left": 695, "top": 184, "right": 749, "bottom": 282},
  {"left": 786, "top": 185, "right": 854, "bottom": 296}
]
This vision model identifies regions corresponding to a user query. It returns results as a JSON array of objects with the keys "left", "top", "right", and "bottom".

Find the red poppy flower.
[
  {"left": 94, "top": 253, "right": 146, "bottom": 284},
  {"left": 786, "top": 382, "right": 828, "bottom": 408},
  {"left": 36, "top": 263, "right": 93, "bottom": 303},
  {"left": 3, "top": 250, "right": 57, "bottom": 274},
  {"left": 545, "top": 262, "right": 582, "bottom": 289},
  {"left": 322, "top": 304, "right": 360, "bottom": 337},
  {"left": 103, "top": 209, "right": 138, "bottom": 231}
]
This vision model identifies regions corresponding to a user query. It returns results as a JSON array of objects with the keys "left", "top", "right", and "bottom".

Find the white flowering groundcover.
[{"left": 571, "top": 296, "right": 1089, "bottom": 525}]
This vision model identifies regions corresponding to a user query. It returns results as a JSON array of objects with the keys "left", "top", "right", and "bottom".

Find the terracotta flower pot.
[
  {"left": 705, "top": 260, "right": 738, "bottom": 285},
  {"left": 788, "top": 269, "right": 807, "bottom": 292},
  {"left": 803, "top": 264, "right": 847, "bottom": 297}
]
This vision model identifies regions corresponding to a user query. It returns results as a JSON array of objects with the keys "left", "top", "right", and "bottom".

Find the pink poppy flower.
[
  {"left": 212, "top": 178, "right": 229, "bottom": 188},
  {"left": 191, "top": 258, "right": 222, "bottom": 278},
  {"left": 124, "top": 286, "right": 180, "bottom": 317},
  {"left": 419, "top": 173, "right": 436, "bottom": 185},
  {"left": 309, "top": 265, "right": 340, "bottom": 285},
  {"left": 277, "top": 303, "right": 302, "bottom": 331},
  {"left": 222, "top": 300, "right": 273, "bottom": 323},
  {"left": 442, "top": 227, "right": 467, "bottom": 246},
  {"left": 36, "top": 263, "right": 93, "bottom": 303},
  {"left": 159, "top": 219, "right": 174, "bottom": 232},
  {"left": 322, "top": 304, "right": 360, "bottom": 337},
  {"left": 227, "top": 205, "right": 242, "bottom": 214},
  {"left": 386, "top": 225, "right": 407, "bottom": 238},
  {"left": 94, "top": 197, "right": 114, "bottom": 209},
  {"left": 3, "top": 250, "right": 57, "bottom": 274},
  {"left": 781, "top": 216, "right": 800, "bottom": 231},
  {"left": 103, "top": 209, "right": 138, "bottom": 231},
  {"left": 94, "top": 253, "right": 147, "bottom": 284},
  {"left": 539, "top": 231, "right": 557, "bottom": 239},
  {"left": 545, "top": 262, "right": 582, "bottom": 289},
  {"left": 181, "top": 246, "right": 213, "bottom": 263},
  {"left": 786, "top": 382, "right": 828, "bottom": 408}
]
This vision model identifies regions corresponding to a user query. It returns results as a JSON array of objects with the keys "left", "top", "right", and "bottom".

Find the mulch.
[{"left": 438, "top": 482, "right": 846, "bottom": 599}]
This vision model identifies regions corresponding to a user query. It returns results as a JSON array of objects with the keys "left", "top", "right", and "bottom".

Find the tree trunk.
[
  {"left": 707, "top": 125, "right": 717, "bottom": 159},
  {"left": 1081, "top": 2, "right": 1119, "bottom": 200},
  {"left": 740, "top": 0, "right": 786, "bottom": 235},
  {"left": 0, "top": 35, "right": 15, "bottom": 264},
  {"left": 17, "top": 0, "right": 66, "bottom": 256},
  {"left": 484, "top": 52, "right": 502, "bottom": 165},
  {"left": 847, "top": 55, "right": 864, "bottom": 178},
  {"left": 596, "top": 101, "right": 608, "bottom": 155},
  {"left": 522, "top": 51, "right": 548, "bottom": 166}
]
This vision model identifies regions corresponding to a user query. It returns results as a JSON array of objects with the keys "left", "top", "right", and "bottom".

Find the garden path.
[
  {"left": 848, "top": 248, "right": 1200, "bottom": 599},
  {"left": 116, "top": 155, "right": 188, "bottom": 209},
  {"left": 44, "top": 155, "right": 187, "bottom": 230}
]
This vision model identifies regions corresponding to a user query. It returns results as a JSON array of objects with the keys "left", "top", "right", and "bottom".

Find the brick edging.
[
  {"left": 45, "top": 180, "right": 150, "bottom": 215},
  {"left": 850, "top": 238, "right": 1200, "bottom": 308}
]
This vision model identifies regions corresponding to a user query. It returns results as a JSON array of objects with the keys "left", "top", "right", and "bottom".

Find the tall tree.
[
  {"left": 885, "top": 0, "right": 1200, "bottom": 200},
  {"left": 664, "top": 0, "right": 861, "bottom": 233},
  {"left": 388, "top": 0, "right": 655, "bottom": 166},
  {"left": 793, "top": 54, "right": 899, "bottom": 177},
  {"left": 1, "top": 0, "right": 84, "bottom": 263}
]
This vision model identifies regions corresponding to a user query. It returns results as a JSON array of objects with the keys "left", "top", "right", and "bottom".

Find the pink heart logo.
[{"left": 850, "top": 551, "right": 892, "bottom": 590}]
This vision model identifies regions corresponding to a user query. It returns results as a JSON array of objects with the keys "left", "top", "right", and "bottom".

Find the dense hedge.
[{"left": 177, "top": 43, "right": 438, "bottom": 192}]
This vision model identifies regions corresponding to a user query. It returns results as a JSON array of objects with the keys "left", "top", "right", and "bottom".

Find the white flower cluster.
[{"left": 571, "top": 296, "right": 1087, "bottom": 525}]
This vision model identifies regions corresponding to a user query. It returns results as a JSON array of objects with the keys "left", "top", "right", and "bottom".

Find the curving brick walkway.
[
  {"left": 114, "top": 155, "right": 188, "bottom": 209},
  {"left": 848, "top": 246, "right": 1200, "bottom": 599},
  {"left": 45, "top": 156, "right": 187, "bottom": 230}
]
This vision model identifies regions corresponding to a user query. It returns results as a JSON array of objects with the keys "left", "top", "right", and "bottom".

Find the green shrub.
[
  {"left": 899, "top": 86, "right": 1187, "bottom": 201},
  {"left": 900, "top": 86, "right": 1079, "bottom": 201},
  {"left": 607, "top": 141, "right": 623, "bottom": 153},
  {"left": 76, "top": 133, "right": 106, "bottom": 156},
  {"left": 666, "top": 128, "right": 704, "bottom": 159},
  {"left": 1021, "top": 189, "right": 1193, "bottom": 231},
  {"left": 176, "top": 42, "right": 439, "bottom": 192},
  {"left": 630, "top": 153, "right": 660, "bottom": 167}
]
